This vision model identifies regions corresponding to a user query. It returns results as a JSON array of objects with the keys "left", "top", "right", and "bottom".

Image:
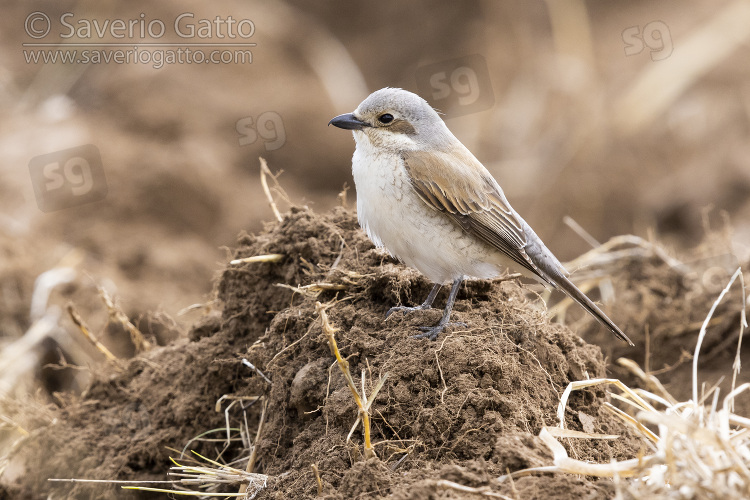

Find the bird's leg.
[
  {"left": 385, "top": 283, "right": 441, "bottom": 319},
  {"left": 413, "top": 278, "right": 466, "bottom": 341}
]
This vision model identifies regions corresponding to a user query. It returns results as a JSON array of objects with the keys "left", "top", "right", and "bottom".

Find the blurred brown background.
[{"left": 1, "top": 1, "right": 749, "bottom": 397}]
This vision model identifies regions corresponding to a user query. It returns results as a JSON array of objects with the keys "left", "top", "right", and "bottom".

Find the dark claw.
[
  {"left": 412, "top": 327, "right": 442, "bottom": 341},
  {"left": 385, "top": 304, "right": 431, "bottom": 319},
  {"left": 412, "top": 321, "right": 467, "bottom": 341},
  {"left": 394, "top": 279, "right": 465, "bottom": 341},
  {"left": 416, "top": 322, "right": 467, "bottom": 331}
]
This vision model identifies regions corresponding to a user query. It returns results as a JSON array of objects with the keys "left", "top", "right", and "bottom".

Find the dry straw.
[
  {"left": 500, "top": 267, "right": 749, "bottom": 499},
  {"left": 316, "top": 300, "right": 388, "bottom": 460}
]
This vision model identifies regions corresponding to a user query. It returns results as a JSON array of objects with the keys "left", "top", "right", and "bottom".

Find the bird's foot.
[
  {"left": 385, "top": 304, "right": 431, "bottom": 319},
  {"left": 412, "top": 320, "right": 468, "bottom": 341}
]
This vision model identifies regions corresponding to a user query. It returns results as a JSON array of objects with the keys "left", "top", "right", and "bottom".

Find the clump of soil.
[
  {"left": 4, "top": 206, "right": 745, "bottom": 499},
  {"left": 219, "top": 208, "right": 642, "bottom": 499}
]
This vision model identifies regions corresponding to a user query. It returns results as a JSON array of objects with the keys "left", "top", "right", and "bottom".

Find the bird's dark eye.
[{"left": 378, "top": 113, "right": 394, "bottom": 124}]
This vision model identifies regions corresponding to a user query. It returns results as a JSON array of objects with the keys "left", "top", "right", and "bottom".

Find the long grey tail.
[
  {"left": 551, "top": 272, "right": 634, "bottom": 346},
  {"left": 519, "top": 221, "right": 634, "bottom": 346}
]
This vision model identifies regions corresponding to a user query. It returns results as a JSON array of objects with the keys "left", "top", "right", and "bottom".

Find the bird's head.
[{"left": 329, "top": 88, "right": 451, "bottom": 151}]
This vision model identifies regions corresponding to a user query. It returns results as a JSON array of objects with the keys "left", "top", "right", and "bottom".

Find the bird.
[{"left": 328, "top": 88, "right": 633, "bottom": 346}]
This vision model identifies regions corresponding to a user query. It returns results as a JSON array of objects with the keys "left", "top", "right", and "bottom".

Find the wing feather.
[
  {"left": 402, "top": 148, "right": 548, "bottom": 282},
  {"left": 402, "top": 147, "right": 633, "bottom": 345}
]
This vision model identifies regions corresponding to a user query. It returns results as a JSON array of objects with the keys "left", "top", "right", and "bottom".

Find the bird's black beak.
[{"left": 328, "top": 113, "right": 369, "bottom": 130}]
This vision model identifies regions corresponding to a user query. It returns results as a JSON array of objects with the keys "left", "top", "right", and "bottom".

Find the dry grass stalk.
[
  {"left": 726, "top": 269, "right": 746, "bottom": 412},
  {"left": 230, "top": 254, "right": 285, "bottom": 266},
  {"left": 121, "top": 451, "right": 268, "bottom": 498},
  {"left": 549, "top": 232, "right": 693, "bottom": 325},
  {"left": 337, "top": 183, "right": 349, "bottom": 209},
  {"left": 276, "top": 282, "right": 348, "bottom": 299},
  {"left": 499, "top": 268, "right": 750, "bottom": 499},
  {"left": 565, "top": 234, "right": 682, "bottom": 274},
  {"left": 544, "top": 426, "right": 619, "bottom": 440},
  {"left": 0, "top": 314, "right": 60, "bottom": 397},
  {"left": 97, "top": 286, "right": 151, "bottom": 353},
  {"left": 51, "top": 454, "right": 268, "bottom": 498},
  {"left": 66, "top": 304, "right": 120, "bottom": 366},
  {"left": 241, "top": 359, "right": 272, "bottom": 386},
  {"left": 239, "top": 398, "right": 268, "bottom": 494},
  {"left": 433, "top": 479, "right": 515, "bottom": 499},
  {"left": 259, "top": 157, "right": 283, "bottom": 222},
  {"left": 215, "top": 395, "right": 263, "bottom": 449},
  {"left": 315, "top": 301, "right": 387, "bottom": 460},
  {"left": 563, "top": 215, "right": 601, "bottom": 249},
  {"left": 692, "top": 268, "right": 744, "bottom": 410},
  {"left": 311, "top": 463, "right": 323, "bottom": 495}
]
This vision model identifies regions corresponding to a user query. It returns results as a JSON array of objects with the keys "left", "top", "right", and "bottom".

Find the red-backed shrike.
[{"left": 330, "top": 88, "right": 632, "bottom": 345}]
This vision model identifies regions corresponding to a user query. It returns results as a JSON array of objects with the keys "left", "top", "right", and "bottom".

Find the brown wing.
[
  {"left": 403, "top": 148, "right": 634, "bottom": 345},
  {"left": 402, "top": 148, "right": 549, "bottom": 283}
]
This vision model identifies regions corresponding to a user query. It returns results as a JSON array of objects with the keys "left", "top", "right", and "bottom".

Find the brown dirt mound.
[
  {"left": 7, "top": 206, "right": 746, "bottom": 499},
  {"left": 222, "top": 209, "right": 643, "bottom": 498}
]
